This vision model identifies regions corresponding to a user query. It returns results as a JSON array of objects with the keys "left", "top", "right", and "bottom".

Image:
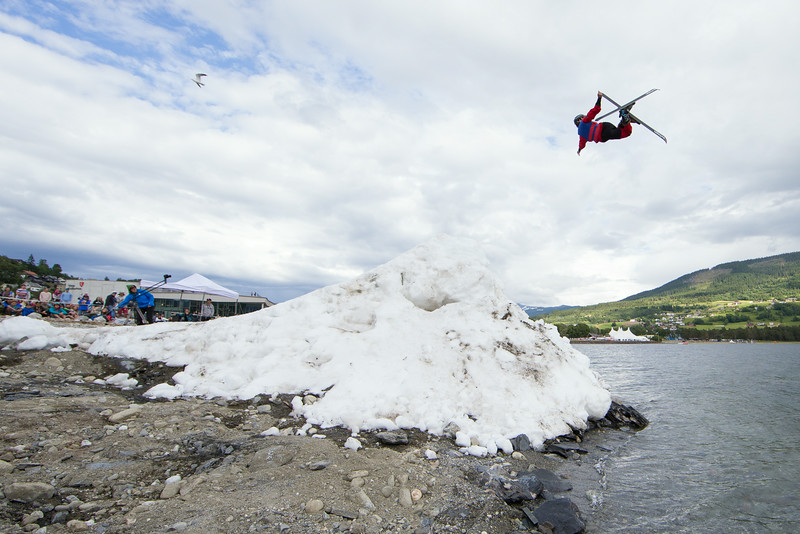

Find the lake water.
[{"left": 575, "top": 342, "right": 800, "bottom": 533}]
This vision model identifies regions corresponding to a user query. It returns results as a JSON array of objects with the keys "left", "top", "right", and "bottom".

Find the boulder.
[
  {"left": 526, "top": 498, "right": 585, "bottom": 534},
  {"left": 4, "top": 482, "right": 55, "bottom": 503},
  {"left": 376, "top": 430, "right": 409, "bottom": 445}
]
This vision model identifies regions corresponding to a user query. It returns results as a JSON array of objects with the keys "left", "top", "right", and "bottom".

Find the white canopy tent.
[
  {"left": 143, "top": 273, "right": 239, "bottom": 299},
  {"left": 140, "top": 273, "right": 240, "bottom": 314},
  {"left": 140, "top": 273, "right": 238, "bottom": 299}
]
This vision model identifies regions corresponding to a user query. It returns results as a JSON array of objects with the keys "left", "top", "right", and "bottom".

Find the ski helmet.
[{"left": 574, "top": 114, "right": 585, "bottom": 127}]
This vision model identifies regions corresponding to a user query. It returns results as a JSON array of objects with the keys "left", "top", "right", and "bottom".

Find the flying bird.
[{"left": 192, "top": 73, "right": 207, "bottom": 87}]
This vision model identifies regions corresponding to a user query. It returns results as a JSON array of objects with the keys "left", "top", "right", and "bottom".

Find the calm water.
[{"left": 576, "top": 342, "right": 800, "bottom": 533}]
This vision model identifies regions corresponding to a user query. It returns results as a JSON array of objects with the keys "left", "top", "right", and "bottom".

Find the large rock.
[
  {"left": 247, "top": 445, "right": 295, "bottom": 469},
  {"left": 527, "top": 498, "right": 585, "bottom": 534},
  {"left": 375, "top": 430, "right": 409, "bottom": 445},
  {"left": 602, "top": 401, "right": 649, "bottom": 430},
  {"left": 4, "top": 482, "right": 55, "bottom": 503}
]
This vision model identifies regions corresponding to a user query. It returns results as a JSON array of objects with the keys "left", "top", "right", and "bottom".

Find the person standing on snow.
[
  {"left": 104, "top": 291, "right": 118, "bottom": 319},
  {"left": 576, "top": 91, "right": 637, "bottom": 155},
  {"left": 200, "top": 298, "right": 215, "bottom": 321},
  {"left": 115, "top": 285, "right": 156, "bottom": 325}
]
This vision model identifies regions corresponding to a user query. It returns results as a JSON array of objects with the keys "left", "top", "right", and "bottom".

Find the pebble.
[
  {"left": 0, "top": 459, "right": 13, "bottom": 474},
  {"left": 66, "top": 519, "right": 89, "bottom": 531},
  {"left": 376, "top": 430, "right": 409, "bottom": 445},
  {"left": 109, "top": 406, "right": 142, "bottom": 423},
  {"left": 44, "top": 356, "right": 63, "bottom": 368},
  {"left": 398, "top": 487, "right": 413, "bottom": 507},
  {"left": 78, "top": 501, "right": 105, "bottom": 512},
  {"left": 307, "top": 460, "right": 330, "bottom": 471},
  {"left": 161, "top": 479, "right": 183, "bottom": 499},
  {"left": 179, "top": 475, "right": 207, "bottom": 496},
  {"left": 21, "top": 510, "right": 44, "bottom": 526},
  {"left": 304, "top": 499, "right": 325, "bottom": 513},
  {"left": 346, "top": 469, "right": 370, "bottom": 481},
  {"left": 354, "top": 489, "right": 375, "bottom": 509}
]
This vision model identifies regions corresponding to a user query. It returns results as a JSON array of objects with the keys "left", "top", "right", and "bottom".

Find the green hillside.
[{"left": 542, "top": 251, "right": 800, "bottom": 327}]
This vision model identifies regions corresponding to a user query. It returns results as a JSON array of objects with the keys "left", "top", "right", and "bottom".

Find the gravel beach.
[{"left": 0, "top": 346, "right": 640, "bottom": 533}]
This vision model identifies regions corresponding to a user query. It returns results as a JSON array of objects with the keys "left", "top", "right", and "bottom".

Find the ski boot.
[{"left": 619, "top": 107, "right": 640, "bottom": 126}]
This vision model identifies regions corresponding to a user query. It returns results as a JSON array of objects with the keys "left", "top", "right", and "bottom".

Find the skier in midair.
[{"left": 575, "top": 91, "right": 638, "bottom": 155}]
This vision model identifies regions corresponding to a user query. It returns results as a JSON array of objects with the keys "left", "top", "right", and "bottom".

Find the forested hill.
[
  {"left": 541, "top": 250, "right": 800, "bottom": 326},
  {"left": 623, "top": 251, "right": 800, "bottom": 303}
]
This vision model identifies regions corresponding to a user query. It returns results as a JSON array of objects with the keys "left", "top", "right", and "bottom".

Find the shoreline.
[{"left": 1, "top": 346, "right": 645, "bottom": 533}]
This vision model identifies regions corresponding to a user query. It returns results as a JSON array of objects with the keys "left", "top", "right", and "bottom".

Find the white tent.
[
  {"left": 608, "top": 327, "right": 650, "bottom": 342},
  {"left": 140, "top": 273, "right": 238, "bottom": 299}
]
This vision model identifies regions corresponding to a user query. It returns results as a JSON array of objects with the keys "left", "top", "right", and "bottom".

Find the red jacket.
[{"left": 577, "top": 104, "right": 602, "bottom": 153}]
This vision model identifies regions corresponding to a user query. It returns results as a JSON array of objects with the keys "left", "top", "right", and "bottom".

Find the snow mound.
[
  {"left": 0, "top": 235, "right": 610, "bottom": 450},
  {"left": 0, "top": 316, "right": 67, "bottom": 349}
]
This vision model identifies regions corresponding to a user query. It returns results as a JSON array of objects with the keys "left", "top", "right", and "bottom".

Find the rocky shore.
[{"left": 1, "top": 346, "right": 646, "bottom": 533}]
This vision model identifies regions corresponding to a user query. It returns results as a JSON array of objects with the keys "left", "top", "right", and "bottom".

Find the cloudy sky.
[{"left": 2, "top": 1, "right": 799, "bottom": 306}]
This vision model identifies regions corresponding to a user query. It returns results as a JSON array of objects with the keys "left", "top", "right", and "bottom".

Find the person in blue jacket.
[{"left": 116, "top": 285, "right": 156, "bottom": 325}]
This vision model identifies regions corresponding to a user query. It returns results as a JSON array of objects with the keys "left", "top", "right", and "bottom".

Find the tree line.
[
  {"left": 554, "top": 321, "right": 800, "bottom": 342},
  {"left": 0, "top": 254, "right": 67, "bottom": 286},
  {"left": 673, "top": 325, "right": 800, "bottom": 342}
]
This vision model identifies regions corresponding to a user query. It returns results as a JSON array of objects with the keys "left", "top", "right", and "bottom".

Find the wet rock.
[
  {"left": 544, "top": 442, "right": 588, "bottom": 458},
  {"left": 4, "top": 482, "right": 55, "bottom": 503},
  {"left": 477, "top": 468, "right": 536, "bottom": 504},
  {"left": 488, "top": 477, "right": 536, "bottom": 504},
  {"left": 522, "top": 468, "right": 573, "bottom": 493},
  {"left": 602, "top": 401, "right": 649, "bottom": 430},
  {"left": 526, "top": 498, "right": 585, "bottom": 534}
]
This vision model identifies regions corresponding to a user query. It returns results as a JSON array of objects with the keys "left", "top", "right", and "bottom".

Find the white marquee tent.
[
  {"left": 140, "top": 273, "right": 239, "bottom": 300},
  {"left": 608, "top": 327, "right": 650, "bottom": 342}
]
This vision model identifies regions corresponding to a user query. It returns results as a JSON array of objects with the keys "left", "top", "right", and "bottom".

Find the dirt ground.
[{"left": 0, "top": 345, "right": 636, "bottom": 533}]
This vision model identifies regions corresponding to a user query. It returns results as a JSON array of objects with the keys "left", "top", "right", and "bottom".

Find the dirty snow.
[{"left": 0, "top": 235, "right": 610, "bottom": 451}]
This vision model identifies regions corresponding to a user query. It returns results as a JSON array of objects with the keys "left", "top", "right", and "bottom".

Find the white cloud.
[{"left": 1, "top": 1, "right": 799, "bottom": 305}]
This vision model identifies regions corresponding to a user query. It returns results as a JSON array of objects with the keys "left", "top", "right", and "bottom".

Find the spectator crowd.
[
  {"left": 1, "top": 282, "right": 215, "bottom": 324},
  {"left": 1, "top": 283, "right": 120, "bottom": 321}
]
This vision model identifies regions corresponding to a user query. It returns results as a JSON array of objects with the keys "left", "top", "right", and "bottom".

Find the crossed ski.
[
  {"left": 599, "top": 89, "right": 667, "bottom": 144},
  {"left": 595, "top": 88, "right": 658, "bottom": 121}
]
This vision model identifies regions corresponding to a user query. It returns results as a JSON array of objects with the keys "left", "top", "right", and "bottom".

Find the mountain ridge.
[{"left": 539, "top": 250, "right": 800, "bottom": 325}]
